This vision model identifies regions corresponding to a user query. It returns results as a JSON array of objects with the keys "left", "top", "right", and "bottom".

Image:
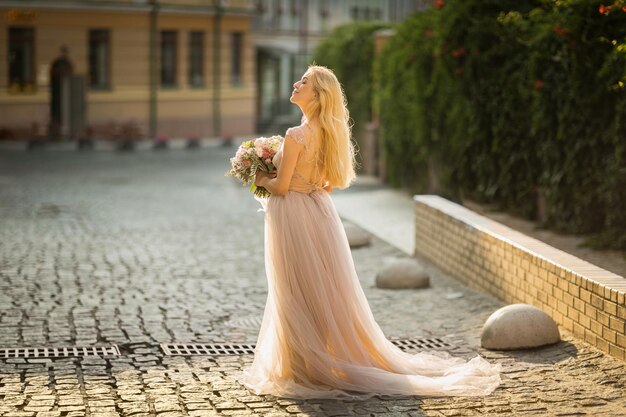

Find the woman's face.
[{"left": 290, "top": 71, "right": 316, "bottom": 108}]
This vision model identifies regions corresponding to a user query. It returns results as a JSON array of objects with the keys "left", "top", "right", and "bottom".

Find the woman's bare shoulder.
[{"left": 285, "top": 124, "right": 308, "bottom": 145}]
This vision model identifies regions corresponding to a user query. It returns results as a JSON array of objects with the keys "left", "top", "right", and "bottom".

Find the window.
[
  {"left": 161, "top": 30, "right": 178, "bottom": 87},
  {"left": 188, "top": 31, "right": 204, "bottom": 87},
  {"left": 88, "top": 29, "right": 110, "bottom": 89},
  {"left": 8, "top": 27, "right": 35, "bottom": 93},
  {"left": 259, "top": 0, "right": 271, "bottom": 25},
  {"left": 350, "top": 6, "right": 381, "bottom": 21},
  {"left": 271, "top": 0, "right": 281, "bottom": 27},
  {"left": 289, "top": 0, "right": 298, "bottom": 31},
  {"left": 319, "top": 0, "right": 329, "bottom": 31},
  {"left": 231, "top": 32, "right": 243, "bottom": 86}
]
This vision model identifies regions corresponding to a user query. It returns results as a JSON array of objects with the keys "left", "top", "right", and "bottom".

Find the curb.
[{"left": 0, "top": 137, "right": 235, "bottom": 152}]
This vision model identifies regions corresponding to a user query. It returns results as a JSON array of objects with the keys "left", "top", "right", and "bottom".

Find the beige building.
[{"left": 0, "top": 0, "right": 256, "bottom": 140}]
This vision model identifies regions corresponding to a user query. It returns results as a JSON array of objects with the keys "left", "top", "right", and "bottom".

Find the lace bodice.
[{"left": 273, "top": 123, "right": 326, "bottom": 194}]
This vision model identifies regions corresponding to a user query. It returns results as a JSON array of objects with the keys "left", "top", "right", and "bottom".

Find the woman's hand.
[{"left": 255, "top": 170, "right": 277, "bottom": 187}]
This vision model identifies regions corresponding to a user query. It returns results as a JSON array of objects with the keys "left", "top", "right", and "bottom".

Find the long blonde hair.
[{"left": 302, "top": 65, "right": 356, "bottom": 189}]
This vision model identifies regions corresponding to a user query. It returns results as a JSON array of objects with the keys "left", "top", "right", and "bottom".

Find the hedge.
[{"left": 376, "top": 0, "right": 626, "bottom": 250}]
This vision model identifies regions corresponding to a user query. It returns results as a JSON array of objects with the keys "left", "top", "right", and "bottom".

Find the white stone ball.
[
  {"left": 375, "top": 258, "right": 430, "bottom": 289},
  {"left": 344, "top": 223, "right": 371, "bottom": 248},
  {"left": 481, "top": 303, "right": 561, "bottom": 350}
]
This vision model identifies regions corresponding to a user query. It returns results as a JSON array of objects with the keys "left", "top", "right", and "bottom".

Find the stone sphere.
[
  {"left": 344, "top": 223, "right": 371, "bottom": 248},
  {"left": 481, "top": 303, "right": 561, "bottom": 350},
  {"left": 375, "top": 258, "right": 430, "bottom": 289}
]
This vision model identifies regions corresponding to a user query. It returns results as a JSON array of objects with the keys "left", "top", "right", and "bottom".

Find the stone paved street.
[{"left": 1, "top": 147, "right": 625, "bottom": 416}]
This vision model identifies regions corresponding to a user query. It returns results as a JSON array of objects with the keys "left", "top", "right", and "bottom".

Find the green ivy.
[
  {"left": 376, "top": 10, "right": 438, "bottom": 190},
  {"left": 375, "top": 0, "right": 626, "bottom": 250}
]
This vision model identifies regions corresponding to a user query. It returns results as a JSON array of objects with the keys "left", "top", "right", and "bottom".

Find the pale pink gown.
[{"left": 239, "top": 123, "right": 502, "bottom": 400}]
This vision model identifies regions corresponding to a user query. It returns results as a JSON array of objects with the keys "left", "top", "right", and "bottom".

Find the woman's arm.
[{"left": 255, "top": 135, "right": 303, "bottom": 196}]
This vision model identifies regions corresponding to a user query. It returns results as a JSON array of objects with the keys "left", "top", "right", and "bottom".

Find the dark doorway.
[{"left": 49, "top": 50, "right": 73, "bottom": 139}]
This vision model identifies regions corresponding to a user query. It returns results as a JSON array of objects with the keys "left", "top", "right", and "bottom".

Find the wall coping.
[{"left": 414, "top": 195, "right": 626, "bottom": 293}]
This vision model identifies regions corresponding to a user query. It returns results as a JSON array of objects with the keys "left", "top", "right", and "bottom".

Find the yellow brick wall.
[
  {"left": 0, "top": 6, "right": 255, "bottom": 138},
  {"left": 414, "top": 197, "right": 626, "bottom": 362}
]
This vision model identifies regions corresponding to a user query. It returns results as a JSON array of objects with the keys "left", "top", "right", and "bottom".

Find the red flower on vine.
[
  {"left": 552, "top": 25, "right": 569, "bottom": 37},
  {"left": 433, "top": 0, "right": 445, "bottom": 9},
  {"left": 599, "top": 4, "right": 611, "bottom": 14},
  {"left": 451, "top": 47, "right": 467, "bottom": 57},
  {"left": 534, "top": 80, "right": 545, "bottom": 90}
]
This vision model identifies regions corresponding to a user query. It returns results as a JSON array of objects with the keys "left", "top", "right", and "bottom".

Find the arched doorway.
[{"left": 49, "top": 48, "right": 73, "bottom": 139}]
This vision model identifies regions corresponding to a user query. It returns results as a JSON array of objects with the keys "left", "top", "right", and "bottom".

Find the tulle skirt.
[{"left": 238, "top": 190, "right": 502, "bottom": 400}]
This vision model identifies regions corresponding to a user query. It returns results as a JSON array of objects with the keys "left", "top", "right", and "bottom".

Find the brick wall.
[{"left": 414, "top": 195, "right": 626, "bottom": 361}]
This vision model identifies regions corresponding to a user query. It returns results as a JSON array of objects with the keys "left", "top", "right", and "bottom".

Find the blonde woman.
[{"left": 240, "top": 65, "right": 502, "bottom": 399}]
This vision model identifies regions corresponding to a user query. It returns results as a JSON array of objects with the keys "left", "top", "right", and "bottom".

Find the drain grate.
[
  {"left": 391, "top": 337, "right": 453, "bottom": 351},
  {"left": 0, "top": 345, "right": 121, "bottom": 359},
  {"left": 161, "top": 338, "right": 453, "bottom": 357},
  {"left": 161, "top": 343, "right": 256, "bottom": 356}
]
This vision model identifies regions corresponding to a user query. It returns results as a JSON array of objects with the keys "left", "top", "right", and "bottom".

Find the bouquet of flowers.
[{"left": 226, "top": 135, "right": 283, "bottom": 198}]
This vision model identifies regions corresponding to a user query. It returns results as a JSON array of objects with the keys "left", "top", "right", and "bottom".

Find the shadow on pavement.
[{"left": 488, "top": 339, "right": 579, "bottom": 365}]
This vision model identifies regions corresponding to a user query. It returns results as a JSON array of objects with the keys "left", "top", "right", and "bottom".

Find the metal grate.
[
  {"left": 161, "top": 343, "right": 256, "bottom": 356},
  {"left": 161, "top": 338, "right": 453, "bottom": 357},
  {"left": 391, "top": 337, "right": 453, "bottom": 351},
  {"left": 0, "top": 345, "right": 121, "bottom": 359}
]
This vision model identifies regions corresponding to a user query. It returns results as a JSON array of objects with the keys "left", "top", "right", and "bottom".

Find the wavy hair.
[{"left": 301, "top": 65, "right": 356, "bottom": 189}]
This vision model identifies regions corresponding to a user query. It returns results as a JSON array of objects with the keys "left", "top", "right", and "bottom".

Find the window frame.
[
  {"left": 88, "top": 28, "right": 111, "bottom": 91},
  {"left": 230, "top": 32, "right": 243, "bottom": 87},
  {"left": 188, "top": 30, "right": 205, "bottom": 88},
  {"left": 8, "top": 26, "right": 36, "bottom": 94},
  {"left": 160, "top": 30, "right": 178, "bottom": 88}
]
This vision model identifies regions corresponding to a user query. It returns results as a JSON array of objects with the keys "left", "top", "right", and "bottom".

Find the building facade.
[
  {"left": 0, "top": 0, "right": 255, "bottom": 141},
  {"left": 252, "top": 0, "right": 428, "bottom": 133}
]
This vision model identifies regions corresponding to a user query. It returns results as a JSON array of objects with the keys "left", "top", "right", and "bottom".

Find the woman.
[{"left": 239, "top": 65, "right": 502, "bottom": 399}]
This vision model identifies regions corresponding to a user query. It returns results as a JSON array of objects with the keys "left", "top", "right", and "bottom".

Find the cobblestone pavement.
[{"left": 0, "top": 148, "right": 625, "bottom": 417}]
